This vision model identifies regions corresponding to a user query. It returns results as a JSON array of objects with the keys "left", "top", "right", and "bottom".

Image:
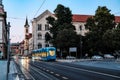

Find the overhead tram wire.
[
  {"left": 33, "top": 0, "right": 46, "bottom": 18},
  {"left": 7, "top": 17, "right": 32, "bottom": 25},
  {"left": 7, "top": 17, "right": 25, "bottom": 20}
]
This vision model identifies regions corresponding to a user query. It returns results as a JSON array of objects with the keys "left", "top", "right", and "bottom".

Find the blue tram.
[{"left": 32, "top": 47, "right": 56, "bottom": 61}]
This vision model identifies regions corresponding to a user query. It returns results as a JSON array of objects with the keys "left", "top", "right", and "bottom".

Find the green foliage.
[
  {"left": 117, "top": 23, "right": 120, "bottom": 29},
  {"left": 94, "top": 6, "right": 115, "bottom": 33},
  {"left": 54, "top": 4, "right": 72, "bottom": 24},
  {"left": 103, "top": 28, "right": 120, "bottom": 52},
  {"left": 55, "top": 29, "right": 78, "bottom": 48},
  {"left": 45, "top": 32, "right": 52, "bottom": 42},
  {"left": 85, "top": 17, "right": 96, "bottom": 31},
  {"left": 85, "top": 6, "right": 116, "bottom": 54},
  {"left": 46, "top": 4, "right": 78, "bottom": 51}
]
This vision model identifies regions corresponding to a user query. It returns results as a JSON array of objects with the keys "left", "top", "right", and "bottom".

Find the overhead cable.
[{"left": 33, "top": 0, "right": 46, "bottom": 18}]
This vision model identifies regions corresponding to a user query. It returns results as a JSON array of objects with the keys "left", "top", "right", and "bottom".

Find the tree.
[
  {"left": 85, "top": 6, "right": 116, "bottom": 55},
  {"left": 45, "top": 32, "right": 52, "bottom": 45},
  {"left": 46, "top": 4, "right": 78, "bottom": 57}
]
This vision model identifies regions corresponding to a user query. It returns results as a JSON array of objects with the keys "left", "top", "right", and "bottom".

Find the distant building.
[
  {"left": 19, "top": 40, "right": 24, "bottom": 55},
  {"left": 10, "top": 43, "right": 20, "bottom": 55},
  {"left": 32, "top": 10, "right": 120, "bottom": 50},
  {"left": 0, "top": 0, "right": 7, "bottom": 59},
  {"left": 28, "top": 33, "right": 32, "bottom": 54},
  {"left": 24, "top": 17, "right": 30, "bottom": 55}
]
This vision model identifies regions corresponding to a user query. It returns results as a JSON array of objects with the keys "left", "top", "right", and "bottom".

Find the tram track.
[
  {"left": 15, "top": 58, "right": 120, "bottom": 80},
  {"left": 29, "top": 61, "right": 69, "bottom": 80},
  {"left": 17, "top": 59, "right": 59, "bottom": 80}
]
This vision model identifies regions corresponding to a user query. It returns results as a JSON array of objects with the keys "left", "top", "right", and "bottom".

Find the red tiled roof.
[
  {"left": 72, "top": 14, "right": 120, "bottom": 23},
  {"left": 72, "top": 15, "right": 92, "bottom": 22},
  {"left": 115, "top": 16, "right": 120, "bottom": 23}
]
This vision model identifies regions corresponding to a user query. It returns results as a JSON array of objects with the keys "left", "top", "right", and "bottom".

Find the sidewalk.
[
  {"left": 8, "top": 61, "right": 19, "bottom": 80},
  {"left": 57, "top": 59, "right": 120, "bottom": 70},
  {"left": 0, "top": 60, "right": 21, "bottom": 80},
  {"left": 0, "top": 60, "right": 7, "bottom": 80}
]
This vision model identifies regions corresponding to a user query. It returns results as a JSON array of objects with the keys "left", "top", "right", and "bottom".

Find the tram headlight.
[{"left": 49, "top": 50, "right": 55, "bottom": 56}]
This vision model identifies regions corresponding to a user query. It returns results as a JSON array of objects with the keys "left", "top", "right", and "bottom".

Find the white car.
[
  {"left": 66, "top": 56, "right": 76, "bottom": 59},
  {"left": 91, "top": 55, "right": 103, "bottom": 60},
  {"left": 104, "top": 54, "right": 114, "bottom": 59}
]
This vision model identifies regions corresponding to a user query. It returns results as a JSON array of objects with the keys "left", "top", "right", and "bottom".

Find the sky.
[{"left": 2, "top": 0, "right": 120, "bottom": 43}]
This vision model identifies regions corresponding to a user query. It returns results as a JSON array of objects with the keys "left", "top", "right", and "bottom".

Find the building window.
[
  {"left": 45, "top": 24, "right": 49, "bottom": 30},
  {"left": 26, "top": 29, "right": 28, "bottom": 33},
  {"left": 79, "top": 25, "right": 82, "bottom": 31},
  {"left": 45, "top": 44, "right": 49, "bottom": 47},
  {"left": 38, "top": 24, "right": 42, "bottom": 31},
  {"left": 38, "top": 43, "right": 42, "bottom": 49},
  {"left": 38, "top": 33, "right": 42, "bottom": 39}
]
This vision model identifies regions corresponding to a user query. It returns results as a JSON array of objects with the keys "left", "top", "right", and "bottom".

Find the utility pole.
[{"left": 6, "top": 22, "right": 11, "bottom": 80}]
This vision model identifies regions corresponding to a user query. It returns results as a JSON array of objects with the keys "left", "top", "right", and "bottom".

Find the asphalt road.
[{"left": 17, "top": 59, "right": 120, "bottom": 80}]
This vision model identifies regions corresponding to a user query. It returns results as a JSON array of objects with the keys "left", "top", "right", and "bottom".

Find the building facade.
[
  {"left": 32, "top": 10, "right": 120, "bottom": 50},
  {"left": 32, "top": 10, "right": 55, "bottom": 50},
  {"left": 0, "top": 0, "right": 7, "bottom": 59},
  {"left": 28, "top": 34, "right": 32, "bottom": 54},
  {"left": 10, "top": 43, "right": 20, "bottom": 56}
]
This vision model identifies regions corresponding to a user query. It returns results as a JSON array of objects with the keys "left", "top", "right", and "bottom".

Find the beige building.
[
  {"left": 32, "top": 10, "right": 120, "bottom": 50},
  {"left": 31, "top": 10, "right": 89, "bottom": 49},
  {"left": 32, "top": 10, "right": 55, "bottom": 49}
]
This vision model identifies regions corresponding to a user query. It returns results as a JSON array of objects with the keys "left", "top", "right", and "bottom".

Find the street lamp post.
[
  {"left": 80, "top": 37, "right": 82, "bottom": 58},
  {"left": 6, "top": 22, "right": 11, "bottom": 80},
  {"left": 79, "top": 26, "right": 82, "bottom": 59}
]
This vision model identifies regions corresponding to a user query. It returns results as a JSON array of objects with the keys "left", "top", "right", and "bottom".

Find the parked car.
[
  {"left": 66, "top": 56, "right": 76, "bottom": 59},
  {"left": 104, "top": 54, "right": 115, "bottom": 59},
  {"left": 91, "top": 55, "right": 103, "bottom": 60}
]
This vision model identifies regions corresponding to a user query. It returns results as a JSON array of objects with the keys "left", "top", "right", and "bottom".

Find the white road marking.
[
  {"left": 46, "top": 70, "right": 49, "bottom": 72},
  {"left": 62, "top": 76, "right": 68, "bottom": 79},
  {"left": 30, "top": 67, "right": 52, "bottom": 79},
  {"left": 55, "top": 74, "right": 60, "bottom": 76},
  {"left": 50, "top": 71, "right": 54, "bottom": 74}
]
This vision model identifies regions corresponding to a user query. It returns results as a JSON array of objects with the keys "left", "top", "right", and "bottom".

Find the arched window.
[
  {"left": 38, "top": 33, "right": 42, "bottom": 39},
  {"left": 45, "top": 44, "right": 49, "bottom": 47},
  {"left": 38, "top": 43, "right": 42, "bottom": 49}
]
